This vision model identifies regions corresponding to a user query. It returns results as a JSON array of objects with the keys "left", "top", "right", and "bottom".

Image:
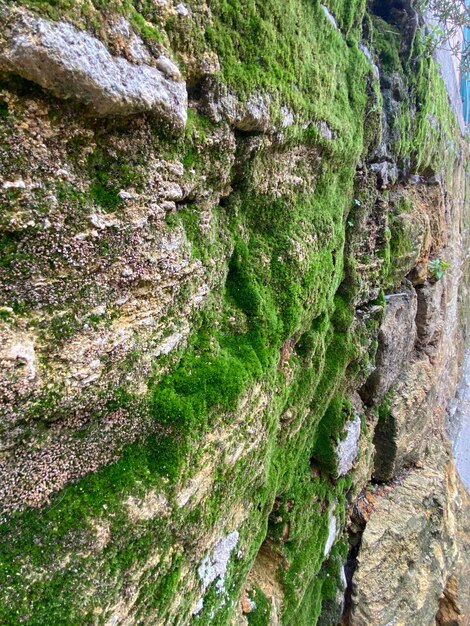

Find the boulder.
[
  {"left": 0, "top": 9, "right": 187, "bottom": 126},
  {"left": 348, "top": 441, "right": 470, "bottom": 626}
]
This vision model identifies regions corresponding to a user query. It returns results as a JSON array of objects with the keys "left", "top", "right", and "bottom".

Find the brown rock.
[{"left": 348, "top": 440, "right": 470, "bottom": 626}]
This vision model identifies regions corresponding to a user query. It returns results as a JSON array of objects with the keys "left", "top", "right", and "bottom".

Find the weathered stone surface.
[
  {"left": 370, "top": 160, "right": 398, "bottom": 189},
  {"left": 416, "top": 280, "right": 446, "bottom": 354},
  {"left": 336, "top": 414, "right": 361, "bottom": 477},
  {"left": 372, "top": 356, "right": 436, "bottom": 480},
  {"left": 0, "top": 1, "right": 468, "bottom": 624},
  {"left": 234, "top": 94, "right": 272, "bottom": 132},
  {"left": 0, "top": 9, "right": 187, "bottom": 125},
  {"left": 348, "top": 441, "right": 470, "bottom": 626},
  {"left": 362, "top": 282, "right": 417, "bottom": 406},
  {"left": 199, "top": 81, "right": 273, "bottom": 132}
]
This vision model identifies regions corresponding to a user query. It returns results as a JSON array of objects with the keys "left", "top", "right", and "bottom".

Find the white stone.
[
  {"left": 91, "top": 304, "right": 106, "bottom": 316},
  {"left": 0, "top": 10, "right": 187, "bottom": 126},
  {"left": 175, "top": 3, "right": 190, "bottom": 16},
  {"left": 88, "top": 213, "right": 119, "bottom": 229},
  {"left": 197, "top": 531, "right": 239, "bottom": 592},
  {"left": 3, "top": 179, "right": 26, "bottom": 189},
  {"left": 155, "top": 332, "right": 183, "bottom": 356},
  {"left": 324, "top": 506, "right": 338, "bottom": 557},
  {"left": 336, "top": 413, "right": 361, "bottom": 476},
  {"left": 159, "top": 181, "right": 184, "bottom": 201},
  {"left": 7, "top": 341, "right": 37, "bottom": 380},
  {"left": 192, "top": 598, "right": 204, "bottom": 615},
  {"left": 118, "top": 190, "right": 134, "bottom": 200},
  {"left": 280, "top": 105, "right": 294, "bottom": 127},
  {"left": 321, "top": 5, "right": 338, "bottom": 29}
]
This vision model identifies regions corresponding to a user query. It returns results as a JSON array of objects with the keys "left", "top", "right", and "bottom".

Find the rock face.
[
  {"left": 362, "top": 282, "right": 417, "bottom": 406},
  {"left": 348, "top": 441, "right": 470, "bottom": 626},
  {"left": 0, "top": 8, "right": 187, "bottom": 125},
  {"left": 0, "top": 1, "right": 468, "bottom": 625}
]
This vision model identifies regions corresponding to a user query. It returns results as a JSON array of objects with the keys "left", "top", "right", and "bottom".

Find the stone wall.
[{"left": 0, "top": 1, "right": 468, "bottom": 625}]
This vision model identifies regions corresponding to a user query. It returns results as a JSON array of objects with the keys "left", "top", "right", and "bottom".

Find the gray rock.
[
  {"left": 362, "top": 282, "right": 417, "bottom": 405},
  {"left": 370, "top": 160, "right": 399, "bottom": 189},
  {"left": 175, "top": 3, "right": 190, "bottom": 16},
  {"left": 280, "top": 105, "right": 294, "bottom": 128},
  {"left": 0, "top": 9, "right": 187, "bottom": 126},
  {"left": 317, "top": 120, "right": 333, "bottom": 140},
  {"left": 336, "top": 413, "right": 361, "bottom": 476},
  {"left": 199, "top": 81, "right": 272, "bottom": 132},
  {"left": 109, "top": 17, "right": 151, "bottom": 64},
  {"left": 235, "top": 94, "right": 272, "bottom": 132}
]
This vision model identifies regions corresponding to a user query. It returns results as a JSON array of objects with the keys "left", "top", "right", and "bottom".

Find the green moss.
[
  {"left": 412, "top": 46, "right": 458, "bottom": 175},
  {"left": 370, "top": 17, "right": 402, "bottom": 73},
  {"left": 86, "top": 146, "right": 145, "bottom": 211},
  {"left": 372, "top": 391, "right": 397, "bottom": 480},
  {"left": 18, "top": 0, "right": 166, "bottom": 44},
  {"left": 0, "top": 99, "right": 9, "bottom": 118},
  {"left": 325, "top": 0, "right": 367, "bottom": 33},
  {"left": 311, "top": 395, "right": 352, "bottom": 474},
  {"left": 0, "top": 0, "right": 460, "bottom": 623},
  {"left": 247, "top": 585, "right": 272, "bottom": 626},
  {"left": 370, "top": 16, "right": 458, "bottom": 174}
]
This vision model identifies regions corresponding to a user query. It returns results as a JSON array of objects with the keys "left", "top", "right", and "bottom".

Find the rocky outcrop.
[
  {"left": 0, "top": 8, "right": 187, "bottom": 125},
  {"left": 0, "top": 1, "right": 468, "bottom": 625},
  {"left": 348, "top": 441, "right": 470, "bottom": 626},
  {"left": 361, "top": 282, "right": 417, "bottom": 406}
]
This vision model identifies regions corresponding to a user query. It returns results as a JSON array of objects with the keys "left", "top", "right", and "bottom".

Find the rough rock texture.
[
  {"left": 0, "top": 1, "right": 468, "bottom": 625},
  {"left": 348, "top": 441, "right": 470, "bottom": 626},
  {"left": 362, "top": 282, "right": 417, "bottom": 405},
  {"left": 336, "top": 414, "right": 362, "bottom": 477},
  {"left": 0, "top": 7, "right": 187, "bottom": 125}
]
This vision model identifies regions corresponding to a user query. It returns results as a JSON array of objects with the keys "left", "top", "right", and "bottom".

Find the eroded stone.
[{"left": 0, "top": 9, "right": 187, "bottom": 126}]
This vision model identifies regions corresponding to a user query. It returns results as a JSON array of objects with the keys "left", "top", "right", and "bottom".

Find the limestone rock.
[
  {"left": 234, "top": 94, "right": 272, "bottom": 133},
  {"left": 198, "top": 79, "right": 273, "bottom": 132},
  {"left": 415, "top": 280, "right": 446, "bottom": 354},
  {"left": 362, "top": 283, "right": 417, "bottom": 405},
  {"left": 373, "top": 356, "right": 436, "bottom": 480},
  {"left": 370, "top": 161, "right": 399, "bottom": 189},
  {"left": 197, "top": 531, "right": 240, "bottom": 601},
  {"left": 336, "top": 414, "right": 361, "bottom": 477},
  {"left": 348, "top": 441, "right": 470, "bottom": 626},
  {"left": 0, "top": 9, "right": 187, "bottom": 126}
]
